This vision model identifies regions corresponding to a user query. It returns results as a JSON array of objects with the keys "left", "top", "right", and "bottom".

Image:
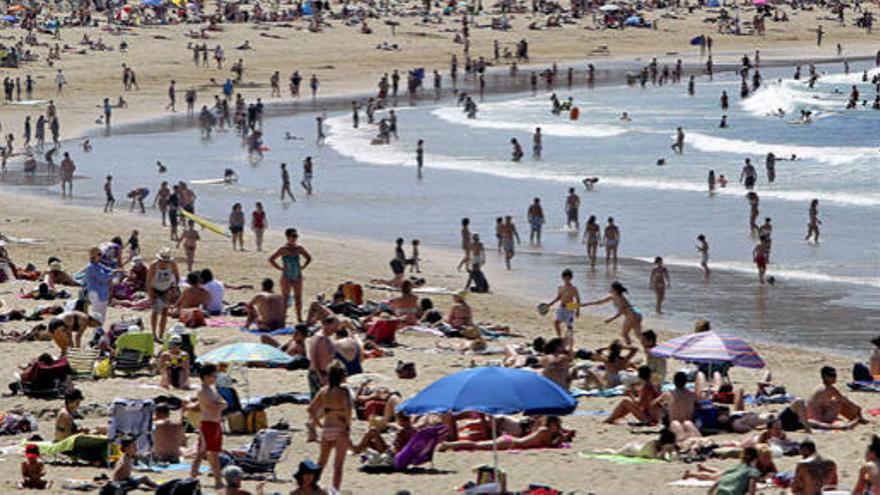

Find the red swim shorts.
[{"left": 199, "top": 421, "right": 223, "bottom": 452}]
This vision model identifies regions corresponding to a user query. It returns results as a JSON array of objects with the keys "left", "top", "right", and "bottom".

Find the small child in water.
[{"left": 20, "top": 443, "right": 48, "bottom": 489}]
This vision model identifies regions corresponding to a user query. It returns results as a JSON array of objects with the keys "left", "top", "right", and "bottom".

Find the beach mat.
[
  {"left": 136, "top": 462, "right": 209, "bottom": 473},
  {"left": 240, "top": 327, "right": 294, "bottom": 336},
  {"left": 206, "top": 317, "right": 245, "bottom": 328},
  {"left": 577, "top": 452, "right": 666, "bottom": 464},
  {"left": 570, "top": 386, "right": 625, "bottom": 398}
]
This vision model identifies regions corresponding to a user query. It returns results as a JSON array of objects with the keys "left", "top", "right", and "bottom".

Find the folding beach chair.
[
  {"left": 67, "top": 347, "right": 101, "bottom": 377},
  {"left": 233, "top": 429, "right": 291, "bottom": 480},
  {"left": 107, "top": 398, "right": 155, "bottom": 461},
  {"left": 113, "top": 332, "right": 155, "bottom": 376}
]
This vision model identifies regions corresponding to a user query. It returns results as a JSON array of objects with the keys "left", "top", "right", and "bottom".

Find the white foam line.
[{"left": 686, "top": 131, "right": 877, "bottom": 166}]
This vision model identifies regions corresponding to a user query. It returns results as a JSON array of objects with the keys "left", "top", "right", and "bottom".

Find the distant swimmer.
[
  {"left": 283, "top": 132, "right": 303, "bottom": 141},
  {"left": 719, "top": 115, "right": 728, "bottom": 128},
  {"left": 582, "top": 177, "right": 599, "bottom": 190},
  {"left": 223, "top": 168, "right": 238, "bottom": 184},
  {"left": 619, "top": 112, "right": 631, "bottom": 122},
  {"left": 656, "top": 158, "right": 666, "bottom": 166},
  {"left": 82, "top": 139, "right": 92, "bottom": 152},
  {"left": 510, "top": 138, "right": 524, "bottom": 162},
  {"left": 156, "top": 161, "right": 167, "bottom": 174}
]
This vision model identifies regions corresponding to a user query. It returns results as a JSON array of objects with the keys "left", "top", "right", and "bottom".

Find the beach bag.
[
  {"left": 93, "top": 358, "right": 113, "bottom": 379},
  {"left": 245, "top": 409, "right": 268, "bottom": 433},
  {"left": 396, "top": 361, "right": 416, "bottom": 379},
  {"left": 367, "top": 319, "right": 398, "bottom": 345},
  {"left": 853, "top": 362, "right": 872, "bottom": 382},
  {"left": 156, "top": 478, "right": 201, "bottom": 495},
  {"left": 226, "top": 411, "right": 247, "bottom": 434}
]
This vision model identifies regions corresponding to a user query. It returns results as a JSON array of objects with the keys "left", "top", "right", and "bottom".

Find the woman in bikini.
[
  {"left": 389, "top": 280, "right": 420, "bottom": 326},
  {"left": 439, "top": 416, "right": 566, "bottom": 451},
  {"left": 307, "top": 363, "right": 352, "bottom": 491},
  {"left": 583, "top": 215, "right": 600, "bottom": 269},
  {"left": 268, "top": 228, "right": 312, "bottom": 323},
  {"left": 582, "top": 282, "right": 643, "bottom": 345},
  {"left": 446, "top": 292, "right": 473, "bottom": 330}
]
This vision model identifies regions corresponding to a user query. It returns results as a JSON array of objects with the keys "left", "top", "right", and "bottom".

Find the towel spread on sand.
[
  {"left": 577, "top": 452, "right": 666, "bottom": 464},
  {"left": 570, "top": 386, "right": 626, "bottom": 398},
  {"left": 206, "top": 317, "right": 245, "bottom": 328},
  {"left": 240, "top": 326, "right": 294, "bottom": 336}
]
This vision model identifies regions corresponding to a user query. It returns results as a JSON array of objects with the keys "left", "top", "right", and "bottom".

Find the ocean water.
[{"left": 12, "top": 60, "right": 880, "bottom": 354}]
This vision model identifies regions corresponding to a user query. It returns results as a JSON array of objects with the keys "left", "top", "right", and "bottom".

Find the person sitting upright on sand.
[
  {"left": 806, "top": 366, "right": 865, "bottom": 430},
  {"left": 245, "top": 278, "right": 286, "bottom": 331},
  {"left": 791, "top": 439, "right": 838, "bottom": 495}
]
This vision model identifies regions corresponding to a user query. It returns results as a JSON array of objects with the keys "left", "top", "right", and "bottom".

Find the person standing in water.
[
  {"left": 671, "top": 127, "right": 685, "bottom": 154},
  {"left": 604, "top": 217, "right": 620, "bottom": 269},
  {"left": 805, "top": 199, "right": 822, "bottom": 243},
  {"left": 747, "top": 192, "right": 760, "bottom": 233},
  {"left": 544, "top": 269, "right": 581, "bottom": 352},
  {"left": 740, "top": 158, "right": 757, "bottom": 190},
  {"left": 584, "top": 215, "right": 600, "bottom": 269},
  {"left": 696, "top": 234, "right": 710, "bottom": 279},
  {"left": 495, "top": 217, "right": 504, "bottom": 253},
  {"left": 280, "top": 163, "right": 296, "bottom": 202},
  {"left": 315, "top": 113, "right": 326, "bottom": 146},
  {"left": 301, "top": 156, "right": 314, "bottom": 195},
  {"left": 268, "top": 228, "right": 313, "bottom": 322},
  {"left": 565, "top": 187, "right": 581, "bottom": 230},
  {"left": 708, "top": 170, "right": 716, "bottom": 193},
  {"left": 415, "top": 139, "right": 424, "bottom": 179},
  {"left": 103, "top": 175, "right": 115, "bottom": 213},
  {"left": 527, "top": 198, "right": 545, "bottom": 245},
  {"left": 753, "top": 239, "right": 769, "bottom": 284},
  {"left": 500, "top": 216, "right": 520, "bottom": 270},
  {"left": 649, "top": 257, "right": 671, "bottom": 314},
  {"left": 532, "top": 127, "right": 543, "bottom": 160}
]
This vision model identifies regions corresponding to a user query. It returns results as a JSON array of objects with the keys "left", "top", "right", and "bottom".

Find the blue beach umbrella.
[
  {"left": 651, "top": 330, "right": 766, "bottom": 369},
  {"left": 398, "top": 367, "right": 576, "bottom": 476},
  {"left": 399, "top": 366, "right": 576, "bottom": 416},
  {"left": 197, "top": 342, "right": 293, "bottom": 365},
  {"left": 2, "top": 15, "right": 18, "bottom": 22},
  {"left": 141, "top": 0, "right": 163, "bottom": 6}
]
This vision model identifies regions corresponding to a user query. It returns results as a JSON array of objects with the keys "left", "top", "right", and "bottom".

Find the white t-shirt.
[{"left": 203, "top": 280, "right": 225, "bottom": 314}]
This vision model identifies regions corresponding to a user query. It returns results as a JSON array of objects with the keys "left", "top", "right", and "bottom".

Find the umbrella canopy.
[
  {"left": 753, "top": 0, "right": 767, "bottom": 5},
  {"left": 141, "top": 0, "right": 163, "bottom": 6},
  {"left": 599, "top": 4, "right": 620, "bottom": 12},
  {"left": 398, "top": 367, "right": 577, "bottom": 416},
  {"left": 650, "top": 331, "right": 765, "bottom": 369},
  {"left": 197, "top": 343, "right": 294, "bottom": 365}
]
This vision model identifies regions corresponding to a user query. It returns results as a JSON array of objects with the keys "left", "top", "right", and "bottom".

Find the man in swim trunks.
[
  {"left": 280, "top": 163, "right": 295, "bottom": 202},
  {"left": 604, "top": 217, "right": 620, "bottom": 269},
  {"left": 740, "top": 158, "right": 758, "bottom": 190},
  {"left": 565, "top": 187, "right": 580, "bottom": 230},
  {"left": 544, "top": 269, "right": 581, "bottom": 352},
  {"left": 649, "top": 257, "right": 670, "bottom": 314},
  {"left": 245, "top": 278, "right": 287, "bottom": 331},
  {"left": 527, "top": 198, "right": 545, "bottom": 245},
  {"left": 190, "top": 364, "right": 226, "bottom": 489},
  {"left": 268, "top": 228, "right": 313, "bottom": 323},
  {"left": 499, "top": 216, "right": 520, "bottom": 270},
  {"left": 806, "top": 366, "right": 865, "bottom": 430},
  {"left": 59, "top": 152, "right": 75, "bottom": 197}
]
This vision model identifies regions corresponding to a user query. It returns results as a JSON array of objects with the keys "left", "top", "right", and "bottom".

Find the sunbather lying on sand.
[{"left": 439, "top": 416, "right": 568, "bottom": 451}]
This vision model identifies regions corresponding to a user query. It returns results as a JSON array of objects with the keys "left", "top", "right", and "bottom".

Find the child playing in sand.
[
  {"left": 543, "top": 269, "right": 580, "bottom": 352},
  {"left": 19, "top": 444, "right": 48, "bottom": 490},
  {"left": 112, "top": 437, "right": 158, "bottom": 491}
]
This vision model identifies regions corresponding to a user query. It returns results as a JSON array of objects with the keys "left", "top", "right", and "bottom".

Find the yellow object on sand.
[{"left": 180, "top": 210, "right": 230, "bottom": 238}]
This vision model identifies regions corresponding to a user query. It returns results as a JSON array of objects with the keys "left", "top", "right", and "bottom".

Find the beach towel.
[
  {"left": 572, "top": 409, "right": 608, "bottom": 417},
  {"left": 206, "top": 317, "right": 244, "bottom": 328},
  {"left": 667, "top": 479, "right": 716, "bottom": 487},
  {"left": 570, "top": 386, "right": 625, "bottom": 398},
  {"left": 240, "top": 326, "right": 294, "bottom": 336},
  {"left": 744, "top": 393, "right": 793, "bottom": 406},
  {"left": 847, "top": 381, "right": 880, "bottom": 392},
  {"left": 400, "top": 325, "right": 446, "bottom": 337},
  {"left": 135, "top": 462, "right": 209, "bottom": 474},
  {"left": 577, "top": 452, "right": 666, "bottom": 464}
]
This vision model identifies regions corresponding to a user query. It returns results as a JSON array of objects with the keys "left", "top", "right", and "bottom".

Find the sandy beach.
[{"left": 1, "top": 2, "right": 879, "bottom": 494}]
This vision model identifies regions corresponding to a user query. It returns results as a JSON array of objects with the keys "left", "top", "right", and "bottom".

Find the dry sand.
[{"left": 0, "top": 6, "right": 876, "bottom": 494}]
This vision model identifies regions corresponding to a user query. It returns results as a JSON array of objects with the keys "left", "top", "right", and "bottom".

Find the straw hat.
[{"left": 155, "top": 247, "right": 172, "bottom": 261}]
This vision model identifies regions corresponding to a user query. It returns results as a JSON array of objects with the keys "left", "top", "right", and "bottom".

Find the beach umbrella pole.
[{"left": 491, "top": 415, "right": 499, "bottom": 488}]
